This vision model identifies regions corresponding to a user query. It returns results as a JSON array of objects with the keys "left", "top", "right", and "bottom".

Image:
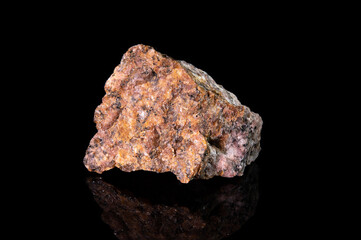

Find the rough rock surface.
[
  {"left": 84, "top": 44, "right": 262, "bottom": 183},
  {"left": 87, "top": 165, "right": 259, "bottom": 240}
]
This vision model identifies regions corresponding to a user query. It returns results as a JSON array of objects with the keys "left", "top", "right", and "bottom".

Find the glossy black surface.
[{"left": 86, "top": 165, "right": 258, "bottom": 240}]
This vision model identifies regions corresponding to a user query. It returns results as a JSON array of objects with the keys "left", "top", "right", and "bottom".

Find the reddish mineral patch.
[{"left": 84, "top": 44, "right": 262, "bottom": 183}]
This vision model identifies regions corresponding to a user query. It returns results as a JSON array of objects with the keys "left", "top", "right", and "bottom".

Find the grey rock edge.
[{"left": 180, "top": 61, "right": 262, "bottom": 179}]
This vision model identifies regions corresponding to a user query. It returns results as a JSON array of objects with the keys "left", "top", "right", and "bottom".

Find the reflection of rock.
[{"left": 86, "top": 164, "right": 259, "bottom": 240}]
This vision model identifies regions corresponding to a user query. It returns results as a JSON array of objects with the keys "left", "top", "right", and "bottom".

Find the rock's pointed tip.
[{"left": 126, "top": 44, "right": 154, "bottom": 53}]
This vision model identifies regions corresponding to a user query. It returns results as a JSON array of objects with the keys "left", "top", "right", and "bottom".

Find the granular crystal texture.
[{"left": 84, "top": 44, "right": 262, "bottom": 183}]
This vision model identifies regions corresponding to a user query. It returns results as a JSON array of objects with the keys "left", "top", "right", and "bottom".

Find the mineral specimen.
[
  {"left": 84, "top": 44, "right": 262, "bottom": 183},
  {"left": 87, "top": 164, "right": 259, "bottom": 240}
]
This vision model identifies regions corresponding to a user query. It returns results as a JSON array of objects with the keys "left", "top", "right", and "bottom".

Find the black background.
[
  {"left": 4, "top": 2, "right": 352, "bottom": 237},
  {"left": 19, "top": 22, "right": 328, "bottom": 238}
]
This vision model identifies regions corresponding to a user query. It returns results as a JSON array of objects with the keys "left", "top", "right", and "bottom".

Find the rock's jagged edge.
[
  {"left": 179, "top": 61, "right": 262, "bottom": 180},
  {"left": 84, "top": 44, "right": 262, "bottom": 183}
]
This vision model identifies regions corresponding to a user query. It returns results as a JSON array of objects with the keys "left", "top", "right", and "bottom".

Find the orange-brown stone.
[{"left": 84, "top": 44, "right": 262, "bottom": 183}]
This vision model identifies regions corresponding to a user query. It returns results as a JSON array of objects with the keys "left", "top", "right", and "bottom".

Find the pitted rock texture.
[{"left": 84, "top": 44, "right": 262, "bottom": 183}]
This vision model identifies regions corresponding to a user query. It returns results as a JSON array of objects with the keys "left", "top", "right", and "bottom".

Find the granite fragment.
[{"left": 84, "top": 44, "right": 262, "bottom": 183}]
